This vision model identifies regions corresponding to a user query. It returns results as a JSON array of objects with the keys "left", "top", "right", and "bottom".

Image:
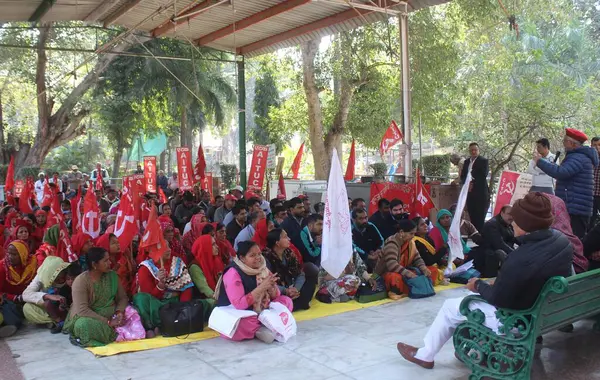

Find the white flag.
[
  {"left": 444, "top": 165, "right": 472, "bottom": 276},
  {"left": 321, "top": 148, "right": 353, "bottom": 278}
]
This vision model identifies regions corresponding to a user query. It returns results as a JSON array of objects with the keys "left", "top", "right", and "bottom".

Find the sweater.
[
  {"left": 352, "top": 222, "right": 384, "bottom": 262},
  {"left": 375, "top": 234, "right": 426, "bottom": 277},
  {"left": 537, "top": 146, "right": 599, "bottom": 216},
  {"left": 476, "top": 229, "right": 572, "bottom": 310}
]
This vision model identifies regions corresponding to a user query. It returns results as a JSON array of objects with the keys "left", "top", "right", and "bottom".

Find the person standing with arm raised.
[{"left": 460, "top": 143, "right": 490, "bottom": 232}]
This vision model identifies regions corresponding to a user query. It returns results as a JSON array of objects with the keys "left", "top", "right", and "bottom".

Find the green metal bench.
[{"left": 452, "top": 269, "right": 600, "bottom": 380}]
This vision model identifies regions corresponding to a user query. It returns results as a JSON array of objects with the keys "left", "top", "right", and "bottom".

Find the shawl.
[
  {"left": 4, "top": 221, "right": 32, "bottom": 250},
  {"left": 262, "top": 247, "right": 302, "bottom": 287},
  {"left": 95, "top": 233, "right": 122, "bottom": 269},
  {"left": 4, "top": 211, "right": 18, "bottom": 228},
  {"left": 44, "top": 224, "right": 60, "bottom": 247},
  {"left": 434, "top": 209, "right": 470, "bottom": 254},
  {"left": 38, "top": 256, "right": 70, "bottom": 289},
  {"left": 139, "top": 256, "right": 193, "bottom": 293},
  {"left": 544, "top": 194, "right": 588, "bottom": 273},
  {"left": 161, "top": 221, "right": 185, "bottom": 261},
  {"left": 182, "top": 216, "right": 207, "bottom": 255},
  {"left": 71, "top": 233, "right": 92, "bottom": 255},
  {"left": 253, "top": 219, "right": 269, "bottom": 250},
  {"left": 5, "top": 240, "right": 37, "bottom": 286},
  {"left": 413, "top": 236, "right": 436, "bottom": 255},
  {"left": 191, "top": 235, "right": 224, "bottom": 290}
]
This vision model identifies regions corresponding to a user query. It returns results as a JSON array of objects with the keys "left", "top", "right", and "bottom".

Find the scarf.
[
  {"left": 71, "top": 233, "right": 92, "bottom": 255},
  {"left": 44, "top": 224, "right": 60, "bottom": 247},
  {"left": 161, "top": 221, "right": 185, "bottom": 262},
  {"left": 37, "top": 256, "right": 70, "bottom": 289},
  {"left": 182, "top": 216, "right": 207, "bottom": 255},
  {"left": 191, "top": 235, "right": 224, "bottom": 290},
  {"left": 216, "top": 236, "right": 236, "bottom": 263},
  {"left": 5, "top": 240, "right": 37, "bottom": 286},
  {"left": 213, "top": 256, "right": 271, "bottom": 312},
  {"left": 253, "top": 219, "right": 269, "bottom": 250},
  {"left": 139, "top": 256, "right": 193, "bottom": 294},
  {"left": 413, "top": 236, "right": 436, "bottom": 255},
  {"left": 435, "top": 209, "right": 470, "bottom": 254}
]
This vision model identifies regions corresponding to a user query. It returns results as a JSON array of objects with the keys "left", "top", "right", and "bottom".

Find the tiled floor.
[{"left": 3, "top": 287, "right": 600, "bottom": 380}]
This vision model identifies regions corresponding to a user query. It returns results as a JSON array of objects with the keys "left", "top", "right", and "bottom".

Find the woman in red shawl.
[
  {"left": 95, "top": 233, "right": 135, "bottom": 296},
  {"left": 161, "top": 221, "right": 186, "bottom": 264},
  {"left": 5, "top": 220, "right": 34, "bottom": 253},
  {"left": 253, "top": 219, "right": 274, "bottom": 250},
  {"left": 214, "top": 223, "right": 235, "bottom": 264},
  {"left": 181, "top": 214, "right": 205, "bottom": 258},
  {"left": 191, "top": 234, "right": 224, "bottom": 292},
  {"left": 29, "top": 210, "right": 48, "bottom": 251}
]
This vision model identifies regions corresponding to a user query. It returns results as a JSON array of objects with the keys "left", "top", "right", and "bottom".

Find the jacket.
[
  {"left": 280, "top": 215, "right": 304, "bottom": 242},
  {"left": 461, "top": 156, "right": 490, "bottom": 197},
  {"left": 480, "top": 215, "right": 518, "bottom": 254},
  {"left": 476, "top": 229, "right": 572, "bottom": 310},
  {"left": 352, "top": 222, "right": 384, "bottom": 262},
  {"left": 293, "top": 226, "right": 321, "bottom": 266},
  {"left": 369, "top": 211, "right": 397, "bottom": 240},
  {"left": 537, "top": 146, "right": 599, "bottom": 216}
]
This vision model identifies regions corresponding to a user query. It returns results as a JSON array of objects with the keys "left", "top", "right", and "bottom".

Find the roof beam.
[
  {"left": 85, "top": 0, "right": 118, "bottom": 22},
  {"left": 103, "top": 0, "right": 144, "bottom": 27},
  {"left": 29, "top": 0, "right": 57, "bottom": 22},
  {"left": 236, "top": 6, "right": 379, "bottom": 55},
  {"left": 152, "top": 0, "right": 223, "bottom": 38},
  {"left": 195, "top": 0, "right": 312, "bottom": 46}
]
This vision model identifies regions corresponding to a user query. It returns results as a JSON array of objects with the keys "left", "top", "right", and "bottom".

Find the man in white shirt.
[
  {"left": 34, "top": 172, "right": 46, "bottom": 204},
  {"left": 528, "top": 138, "right": 556, "bottom": 195}
]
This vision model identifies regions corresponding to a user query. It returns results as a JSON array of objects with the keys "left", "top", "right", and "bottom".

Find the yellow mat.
[{"left": 87, "top": 282, "right": 464, "bottom": 357}]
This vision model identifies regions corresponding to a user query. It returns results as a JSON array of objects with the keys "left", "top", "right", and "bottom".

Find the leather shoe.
[{"left": 397, "top": 342, "right": 434, "bottom": 369}]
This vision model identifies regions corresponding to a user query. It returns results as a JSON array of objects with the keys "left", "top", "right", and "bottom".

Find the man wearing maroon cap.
[
  {"left": 214, "top": 194, "right": 237, "bottom": 224},
  {"left": 535, "top": 128, "right": 599, "bottom": 238}
]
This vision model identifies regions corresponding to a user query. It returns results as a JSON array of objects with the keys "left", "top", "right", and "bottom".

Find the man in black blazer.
[{"left": 460, "top": 142, "right": 490, "bottom": 231}]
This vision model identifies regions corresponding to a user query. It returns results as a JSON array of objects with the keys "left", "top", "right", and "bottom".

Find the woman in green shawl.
[
  {"left": 35, "top": 224, "right": 66, "bottom": 267},
  {"left": 429, "top": 209, "right": 470, "bottom": 268},
  {"left": 22, "top": 256, "right": 71, "bottom": 332},
  {"left": 63, "top": 247, "right": 128, "bottom": 347}
]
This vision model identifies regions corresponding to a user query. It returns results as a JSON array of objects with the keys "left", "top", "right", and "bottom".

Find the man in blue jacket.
[{"left": 535, "top": 128, "right": 599, "bottom": 238}]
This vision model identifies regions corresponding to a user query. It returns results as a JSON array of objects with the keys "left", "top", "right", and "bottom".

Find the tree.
[{"left": 250, "top": 63, "right": 286, "bottom": 152}]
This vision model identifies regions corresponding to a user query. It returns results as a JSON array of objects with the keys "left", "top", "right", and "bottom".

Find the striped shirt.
[{"left": 376, "top": 234, "right": 426, "bottom": 277}]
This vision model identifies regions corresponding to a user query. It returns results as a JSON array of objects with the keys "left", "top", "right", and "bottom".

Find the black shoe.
[
  {"left": 559, "top": 324, "right": 574, "bottom": 333},
  {"left": 536, "top": 336, "right": 543, "bottom": 344},
  {"left": 50, "top": 322, "right": 64, "bottom": 334},
  {"left": 69, "top": 336, "right": 84, "bottom": 347}
]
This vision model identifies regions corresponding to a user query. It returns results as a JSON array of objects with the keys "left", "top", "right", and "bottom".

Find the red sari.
[
  {"left": 253, "top": 219, "right": 269, "bottom": 250},
  {"left": 192, "top": 235, "right": 224, "bottom": 291},
  {"left": 182, "top": 215, "right": 205, "bottom": 256}
]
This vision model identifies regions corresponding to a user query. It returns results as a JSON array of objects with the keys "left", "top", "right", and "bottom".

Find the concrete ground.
[{"left": 2, "top": 287, "right": 599, "bottom": 380}]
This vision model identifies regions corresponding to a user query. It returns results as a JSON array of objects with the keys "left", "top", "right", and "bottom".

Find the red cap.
[
  {"left": 225, "top": 194, "right": 237, "bottom": 201},
  {"left": 565, "top": 128, "right": 588, "bottom": 143}
]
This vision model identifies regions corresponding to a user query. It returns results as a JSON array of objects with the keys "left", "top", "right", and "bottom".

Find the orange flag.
[
  {"left": 5, "top": 156, "right": 15, "bottom": 204},
  {"left": 289, "top": 143, "right": 304, "bottom": 179},
  {"left": 139, "top": 206, "right": 168, "bottom": 262},
  {"left": 344, "top": 140, "right": 356, "bottom": 181},
  {"left": 158, "top": 187, "right": 168, "bottom": 204}
]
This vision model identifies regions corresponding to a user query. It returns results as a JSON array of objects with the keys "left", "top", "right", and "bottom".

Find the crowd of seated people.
[{"left": 1, "top": 174, "right": 591, "bottom": 348}]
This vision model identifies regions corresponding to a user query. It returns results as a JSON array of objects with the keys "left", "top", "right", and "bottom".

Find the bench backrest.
[{"left": 536, "top": 269, "right": 600, "bottom": 334}]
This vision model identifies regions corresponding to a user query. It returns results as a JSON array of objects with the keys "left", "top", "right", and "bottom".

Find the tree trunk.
[
  {"left": 0, "top": 92, "right": 6, "bottom": 164},
  {"left": 301, "top": 40, "right": 328, "bottom": 180},
  {"left": 112, "top": 140, "right": 125, "bottom": 179},
  {"left": 159, "top": 150, "right": 166, "bottom": 172},
  {"left": 19, "top": 23, "right": 141, "bottom": 168}
]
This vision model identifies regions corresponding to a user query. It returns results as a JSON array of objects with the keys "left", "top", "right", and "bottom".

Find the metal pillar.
[
  {"left": 399, "top": 11, "right": 412, "bottom": 177},
  {"left": 237, "top": 57, "right": 247, "bottom": 189}
]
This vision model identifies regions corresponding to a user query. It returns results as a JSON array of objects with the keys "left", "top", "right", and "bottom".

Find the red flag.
[
  {"left": 379, "top": 120, "right": 403, "bottom": 156},
  {"left": 70, "top": 186, "right": 83, "bottom": 234},
  {"left": 344, "top": 140, "right": 356, "bottom": 181},
  {"left": 5, "top": 156, "right": 15, "bottom": 205},
  {"left": 41, "top": 180, "right": 53, "bottom": 208},
  {"left": 412, "top": 169, "right": 435, "bottom": 218},
  {"left": 96, "top": 169, "right": 104, "bottom": 191},
  {"left": 158, "top": 187, "right": 168, "bottom": 204},
  {"left": 194, "top": 144, "right": 206, "bottom": 183},
  {"left": 82, "top": 184, "right": 101, "bottom": 238},
  {"left": 18, "top": 178, "right": 34, "bottom": 214},
  {"left": 289, "top": 143, "right": 304, "bottom": 179},
  {"left": 176, "top": 147, "right": 194, "bottom": 191},
  {"left": 139, "top": 206, "right": 168, "bottom": 262},
  {"left": 114, "top": 186, "right": 139, "bottom": 251},
  {"left": 58, "top": 220, "right": 78, "bottom": 263},
  {"left": 277, "top": 173, "right": 287, "bottom": 200}
]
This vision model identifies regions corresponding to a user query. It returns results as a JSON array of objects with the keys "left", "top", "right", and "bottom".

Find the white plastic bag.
[
  {"left": 208, "top": 305, "right": 257, "bottom": 339},
  {"left": 258, "top": 301, "right": 297, "bottom": 343}
]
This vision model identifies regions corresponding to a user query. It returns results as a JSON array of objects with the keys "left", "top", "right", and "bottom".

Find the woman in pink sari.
[{"left": 543, "top": 193, "right": 588, "bottom": 273}]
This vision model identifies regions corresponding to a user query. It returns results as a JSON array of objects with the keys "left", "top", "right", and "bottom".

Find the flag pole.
[{"left": 418, "top": 113, "right": 424, "bottom": 178}]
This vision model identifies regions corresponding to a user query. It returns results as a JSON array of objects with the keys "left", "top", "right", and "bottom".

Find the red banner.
[
  {"left": 368, "top": 182, "right": 413, "bottom": 216},
  {"left": 143, "top": 156, "right": 157, "bottom": 193},
  {"left": 493, "top": 171, "right": 533, "bottom": 216},
  {"left": 14, "top": 180, "right": 24, "bottom": 198},
  {"left": 201, "top": 172, "right": 213, "bottom": 196},
  {"left": 379, "top": 120, "right": 403, "bottom": 156},
  {"left": 176, "top": 147, "right": 194, "bottom": 191},
  {"left": 248, "top": 145, "right": 269, "bottom": 192}
]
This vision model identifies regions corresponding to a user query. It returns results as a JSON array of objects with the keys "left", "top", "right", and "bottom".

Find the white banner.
[
  {"left": 445, "top": 166, "right": 471, "bottom": 275},
  {"left": 267, "top": 144, "right": 277, "bottom": 169},
  {"left": 321, "top": 148, "right": 353, "bottom": 278}
]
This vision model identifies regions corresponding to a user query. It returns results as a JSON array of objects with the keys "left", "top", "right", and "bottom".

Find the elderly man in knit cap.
[
  {"left": 396, "top": 192, "right": 573, "bottom": 370},
  {"left": 534, "top": 128, "right": 599, "bottom": 238}
]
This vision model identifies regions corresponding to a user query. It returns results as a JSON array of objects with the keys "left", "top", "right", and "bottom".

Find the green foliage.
[
  {"left": 369, "top": 163, "right": 388, "bottom": 180},
  {"left": 220, "top": 164, "right": 237, "bottom": 190},
  {"left": 421, "top": 155, "right": 451, "bottom": 179},
  {"left": 0, "top": 165, "right": 7, "bottom": 185},
  {"left": 16, "top": 167, "right": 41, "bottom": 179},
  {"left": 43, "top": 136, "right": 105, "bottom": 174}
]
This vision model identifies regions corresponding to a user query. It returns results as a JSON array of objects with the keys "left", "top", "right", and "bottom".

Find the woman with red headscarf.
[
  {"left": 29, "top": 210, "right": 48, "bottom": 248},
  {"left": 214, "top": 223, "right": 235, "bottom": 265},
  {"left": 95, "top": 233, "right": 135, "bottom": 296},
  {"left": 181, "top": 214, "right": 205, "bottom": 258},
  {"left": 161, "top": 221, "right": 186, "bottom": 264},
  {"left": 191, "top": 234, "right": 224, "bottom": 293},
  {"left": 253, "top": 219, "right": 274, "bottom": 250},
  {"left": 5, "top": 220, "right": 35, "bottom": 253}
]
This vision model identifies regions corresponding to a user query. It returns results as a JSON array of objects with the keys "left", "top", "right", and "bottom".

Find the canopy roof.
[{"left": 1, "top": 0, "right": 449, "bottom": 57}]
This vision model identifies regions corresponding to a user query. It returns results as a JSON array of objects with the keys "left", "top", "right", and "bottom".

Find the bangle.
[{"left": 156, "top": 284, "right": 165, "bottom": 291}]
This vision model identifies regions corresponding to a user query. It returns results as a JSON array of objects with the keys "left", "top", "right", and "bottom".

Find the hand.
[
  {"left": 108, "top": 316, "right": 121, "bottom": 328},
  {"left": 468, "top": 183, "right": 474, "bottom": 192},
  {"left": 421, "top": 267, "right": 432, "bottom": 277},
  {"left": 368, "top": 278, "right": 378, "bottom": 291},
  {"left": 466, "top": 278, "right": 480, "bottom": 292},
  {"left": 158, "top": 268, "right": 167, "bottom": 283},
  {"left": 113, "top": 312, "right": 124, "bottom": 327},
  {"left": 345, "top": 262, "right": 355, "bottom": 274},
  {"left": 404, "top": 271, "right": 417, "bottom": 279},
  {"left": 533, "top": 152, "right": 541, "bottom": 164},
  {"left": 315, "top": 235, "right": 322, "bottom": 245},
  {"left": 453, "top": 258, "right": 465, "bottom": 267},
  {"left": 43, "top": 294, "right": 66, "bottom": 304},
  {"left": 287, "top": 287, "right": 300, "bottom": 299}
]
